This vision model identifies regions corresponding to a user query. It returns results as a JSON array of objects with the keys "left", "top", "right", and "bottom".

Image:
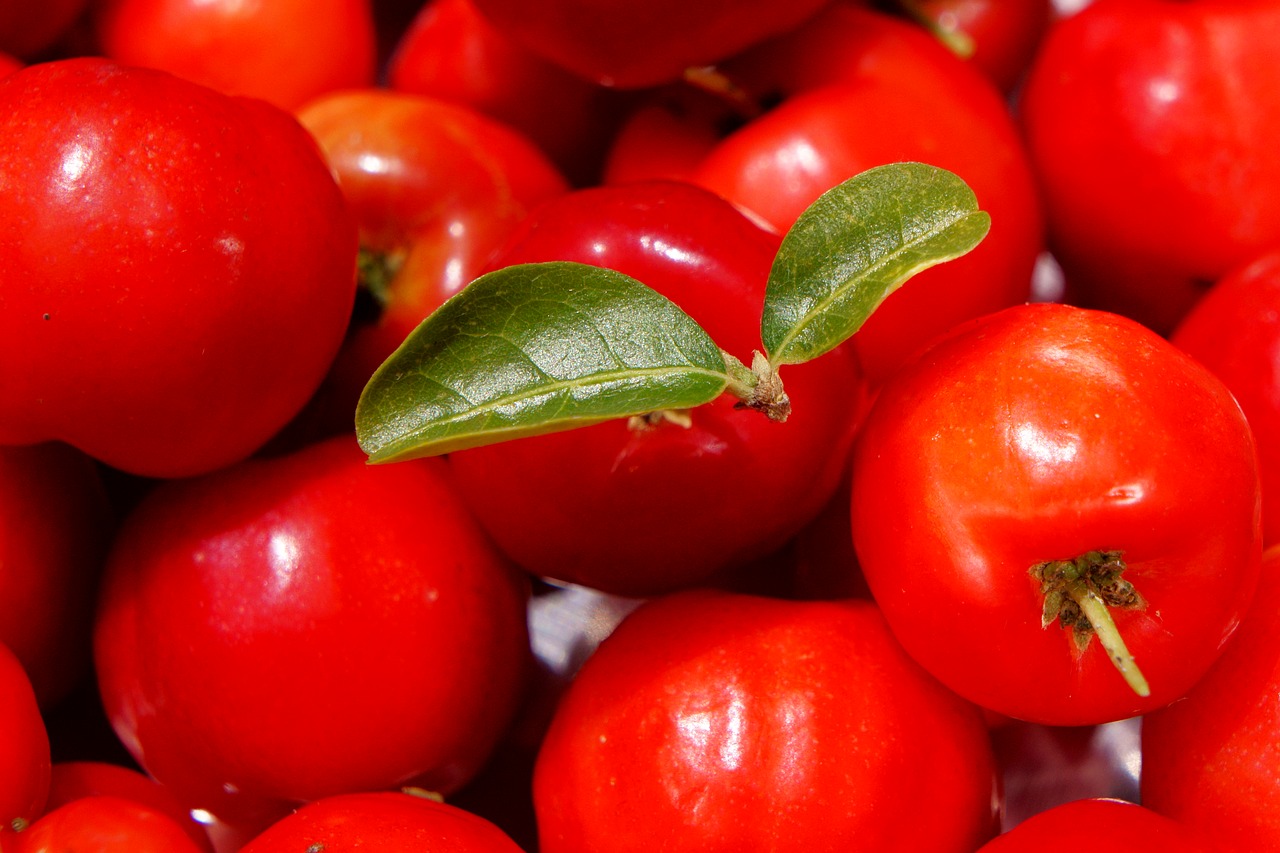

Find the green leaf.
[
  {"left": 761, "top": 162, "right": 992, "bottom": 366},
  {"left": 355, "top": 261, "right": 732, "bottom": 462}
]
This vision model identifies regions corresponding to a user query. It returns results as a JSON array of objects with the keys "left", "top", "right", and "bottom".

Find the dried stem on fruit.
[{"left": 1031, "top": 550, "right": 1151, "bottom": 697}]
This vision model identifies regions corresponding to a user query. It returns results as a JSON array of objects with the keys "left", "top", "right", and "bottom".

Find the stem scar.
[{"left": 1030, "top": 550, "right": 1151, "bottom": 697}]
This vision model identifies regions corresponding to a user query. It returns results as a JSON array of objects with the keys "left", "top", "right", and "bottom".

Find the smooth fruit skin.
[
  {"left": 93, "top": 435, "right": 531, "bottom": 830},
  {"left": 1018, "top": 0, "right": 1280, "bottom": 334},
  {"left": 386, "top": 0, "right": 634, "bottom": 185},
  {"left": 12, "top": 795, "right": 207, "bottom": 853},
  {"left": 850, "top": 302, "right": 1262, "bottom": 725},
  {"left": 1172, "top": 250, "right": 1280, "bottom": 548},
  {"left": 446, "top": 181, "right": 869, "bottom": 597},
  {"left": 94, "top": 0, "right": 377, "bottom": 111},
  {"left": 0, "top": 643, "right": 50, "bottom": 839},
  {"left": 1141, "top": 545, "right": 1280, "bottom": 850},
  {"left": 43, "top": 762, "right": 214, "bottom": 853},
  {"left": 902, "top": 0, "right": 1052, "bottom": 93},
  {"left": 240, "top": 792, "right": 525, "bottom": 852},
  {"left": 0, "top": 59, "right": 358, "bottom": 478},
  {"left": 0, "top": 443, "right": 113, "bottom": 709},
  {"left": 533, "top": 591, "right": 1000, "bottom": 852},
  {"left": 468, "top": 0, "right": 833, "bottom": 88},
  {"left": 975, "top": 798, "right": 1213, "bottom": 852}
]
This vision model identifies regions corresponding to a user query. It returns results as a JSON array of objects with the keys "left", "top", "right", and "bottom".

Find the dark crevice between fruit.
[{"left": 355, "top": 246, "right": 405, "bottom": 320}]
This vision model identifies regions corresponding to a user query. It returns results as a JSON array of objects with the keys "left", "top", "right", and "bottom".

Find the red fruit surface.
[
  {"left": 93, "top": 436, "right": 531, "bottom": 829},
  {"left": 0, "top": 58, "right": 358, "bottom": 478},
  {"left": 94, "top": 0, "right": 377, "bottom": 110},
  {"left": 240, "top": 791, "right": 524, "bottom": 852},
  {"left": 851, "top": 302, "right": 1262, "bottom": 724},
  {"left": 1019, "top": 0, "right": 1280, "bottom": 333},
  {"left": 533, "top": 591, "right": 1000, "bottom": 851}
]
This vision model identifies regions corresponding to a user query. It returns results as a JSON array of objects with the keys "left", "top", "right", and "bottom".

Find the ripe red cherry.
[
  {"left": 851, "top": 302, "right": 1262, "bottom": 725},
  {"left": 240, "top": 791, "right": 525, "bottom": 852},
  {"left": 1018, "top": 0, "right": 1280, "bottom": 333},
  {"left": 445, "top": 180, "right": 869, "bottom": 597},
  {"left": 386, "top": 0, "right": 634, "bottom": 185},
  {"left": 43, "top": 761, "right": 214, "bottom": 852},
  {"left": 468, "top": 0, "right": 834, "bottom": 88},
  {"left": 12, "top": 796, "right": 208, "bottom": 853},
  {"left": 93, "top": 435, "right": 531, "bottom": 831},
  {"left": 1142, "top": 544, "right": 1280, "bottom": 849},
  {"left": 1171, "top": 249, "right": 1280, "bottom": 547},
  {"left": 976, "top": 798, "right": 1211, "bottom": 852},
  {"left": 533, "top": 591, "right": 1000, "bottom": 851},
  {"left": 0, "top": 58, "right": 358, "bottom": 478},
  {"left": 93, "top": 0, "right": 378, "bottom": 110}
]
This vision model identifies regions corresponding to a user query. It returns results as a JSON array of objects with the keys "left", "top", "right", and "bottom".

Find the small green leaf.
[
  {"left": 761, "top": 162, "right": 992, "bottom": 366},
  {"left": 355, "top": 261, "right": 732, "bottom": 462}
]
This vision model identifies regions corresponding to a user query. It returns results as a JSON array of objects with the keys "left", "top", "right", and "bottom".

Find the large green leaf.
[
  {"left": 356, "top": 261, "right": 732, "bottom": 462},
  {"left": 761, "top": 162, "right": 991, "bottom": 366}
]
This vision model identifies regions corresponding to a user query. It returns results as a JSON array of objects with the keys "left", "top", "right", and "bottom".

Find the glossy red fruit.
[
  {"left": 1171, "top": 250, "right": 1280, "bottom": 547},
  {"left": 43, "top": 762, "right": 214, "bottom": 853},
  {"left": 386, "top": 0, "right": 633, "bottom": 185},
  {"left": 895, "top": 0, "right": 1052, "bottom": 93},
  {"left": 1019, "top": 0, "right": 1280, "bottom": 334},
  {"left": 0, "top": 643, "right": 50, "bottom": 839},
  {"left": 533, "top": 591, "right": 1000, "bottom": 851},
  {"left": 93, "top": 435, "right": 531, "bottom": 831},
  {"left": 851, "top": 302, "right": 1262, "bottom": 725},
  {"left": 976, "top": 798, "right": 1211, "bottom": 852},
  {"left": 0, "top": 443, "right": 112, "bottom": 709},
  {"left": 605, "top": 4, "right": 1042, "bottom": 384},
  {"left": 93, "top": 0, "right": 377, "bottom": 110},
  {"left": 0, "top": 58, "right": 358, "bottom": 478},
  {"left": 240, "top": 792, "right": 524, "bottom": 852},
  {"left": 1142, "top": 544, "right": 1280, "bottom": 849},
  {"left": 287, "top": 88, "right": 568, "bottom": 443},
  {"left": 446, "top": 181, "right": 869, "bottom": 597},
  {"left": 469, "top": 0, "right": 834, "bottom": 88},
  {"left": 12, "top": 796, "right": 207, "bottom": 853}
]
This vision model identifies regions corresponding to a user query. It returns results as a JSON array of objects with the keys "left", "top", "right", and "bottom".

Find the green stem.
[
  {"left": 1065, "top": 578, "right": 1151, "bottom": 697},
  {"left": 721, "top": 350, "right": 790, "bottom": 422},
  {"left": 894, "top": 0, "right": 976, "bottom": 59},
  {"left": 1031, "top": 550, "right": 1150, "bottom": 698}
]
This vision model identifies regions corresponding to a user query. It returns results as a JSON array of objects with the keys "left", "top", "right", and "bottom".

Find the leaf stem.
[{"left": 722, "top": 350, "right": 790, "bottom": 422}]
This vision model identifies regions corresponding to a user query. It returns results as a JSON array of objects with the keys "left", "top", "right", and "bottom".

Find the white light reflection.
[
  {"left": 266, "top": 529, "right": 302, "bottom": 597},
  {"left": 674, "top": 688, "right": 748, "bottom": 775},
  {"left": 1014, "top": 422, "right": 1080, "bottom": 470},
  {"left": 769, "top": 139, "right": 825, "bottom": 182},
  {"left": 1147, "top": 78, "right": 1180, "bottom": 107},
  {"left": 639, "top": 235, "right": 695, "bottom": 266},
  {"left": 59, "top": 141, "right": 93, "bottom": 190},
  {"left": 355, "top": 151, "right": 394, "bottom": 177}
]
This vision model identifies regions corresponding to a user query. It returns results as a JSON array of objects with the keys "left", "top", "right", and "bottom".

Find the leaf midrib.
[{"left": 769, "top": 210, "right": 972, "bottom": 364}]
